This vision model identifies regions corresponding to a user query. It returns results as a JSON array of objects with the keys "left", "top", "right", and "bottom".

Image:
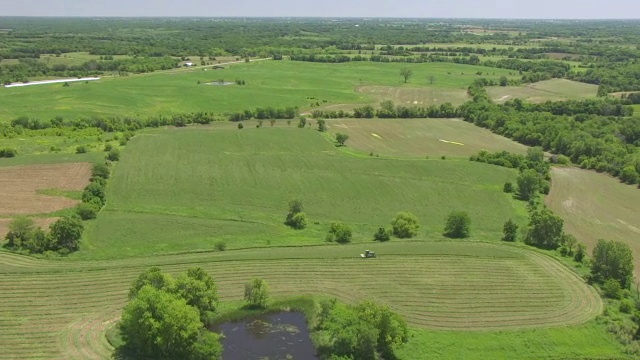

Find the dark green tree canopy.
[{"left": 591, "top": 239, "right": 634, "bottom": 289}]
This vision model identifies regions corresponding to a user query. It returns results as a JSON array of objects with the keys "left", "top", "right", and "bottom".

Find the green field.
[
  {"left": 0, "top": 240, "right": 614, "bottom": 359},
  {"left": 326, "top": 118, "right": 528, "bottom": 158},
  {"left": 546, "top": 167, "right": 640, "bottom": 279},
  {"left": 78, "top": 125, "right": 527, "bottom": 259},
  {"left": 0, "top": 61, "right": 519, "bottom": 122},
  {"left": 487, "top": 79, "right": 598, "bottom": 103}
]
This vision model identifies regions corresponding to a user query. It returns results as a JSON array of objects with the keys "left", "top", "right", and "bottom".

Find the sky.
[{"left": 1, "top": 0, "right": 638, "bottom": 19}]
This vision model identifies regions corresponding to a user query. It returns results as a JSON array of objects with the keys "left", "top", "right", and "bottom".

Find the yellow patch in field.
[
  {"left": 371, "top": 133, "right": 382, "bottom": 139},
  {"left": 439, "top": 139, "right": 465, "bottom": 146}
]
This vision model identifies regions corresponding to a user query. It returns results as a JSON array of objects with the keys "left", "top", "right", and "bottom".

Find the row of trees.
[{"left": 3, "top": 216, "right": 84, "bottom": 255}]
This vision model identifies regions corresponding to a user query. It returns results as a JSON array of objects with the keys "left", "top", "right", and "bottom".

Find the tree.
[
  {"left": 427, "top": 75, "right": 436, "bottom": 85},
  {"left": 602, "top": 278, "right": 623, "bottom": 299},
  {"left": 82, "top": 181, "right": 106, "bottom": 207},
  {"left": 516, "top": 169, "right": 540, "bottom": 201},
  {"left": 499, "top": 76, "right": 508, "bottom": 87},
  {"left": 118, "top": 286, "right": 220, "bottom": 360},
  {"left": 574, "top": 243, "right": 587, "bottom": 262},
  {"left": 4, "top": 216, "right": 35, "bottom": 248},
  {"left": 244, "top": 278, "right": 269, "bottom": 308},
  {"left": 49, "top": 216, "right": 84, "bottom": 252},
  {"left": 373, "top": 227, "right": 392, "bottom": 242},
  {"left": 561, "top": 233, "right": 578, "bottom": 256},
  {"left": 336, "top": 133, "right": 349, "bottom": 146},
  {"left": 174, "top": 267, "right": 219, "bottom": 323},
  {"left": 129, "top": 267, "right": 175, "bottom": 299},
  {"left": 317, "top": 119, "right": 327, "bottom": 132},
  {"left": 503, "top": 181, "right": 514, "bottom": 193},
  {"left": 526, "top": 146, "right": 545, "bottom": 164},
  {"left": 444, "top": 211, "right": 471, "bottom": 238},
  {"left": 591, "top": 239, "right": 634, "bottom": 289},
  {"left": 285, "top": 199, "right": 307, "bottom": 229},
  {"left": 329, "top": 222, "right": 353, "bottom": 244},
  {"left": 391, "top": 212, "right": 419, "bottom": 239},
  {"left": 91, "top": 162, "right": 110, "bottom": 179},
  {"left": 400, "top": 68, "right": 413, "bottom": 83},
  {"left": 502, "top": 219, "right": 518, "bottom": 242},
  {"left": 269, "top": 119, "right": 276, "bottom": 127},
  {"left": 298, "top": 117, "right": 307, "bottom": 128},
  {"left": 620, "top": 166, "right": 639, "bottom": 184},
  {"left": 524, "top": 208, "right": 564, "bottom": 250}
]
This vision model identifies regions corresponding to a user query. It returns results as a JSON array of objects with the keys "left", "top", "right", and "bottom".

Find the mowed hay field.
[
  {"left": 80, "top": 126, "right": 526, "bottom": 259},
  {"left": 488, "top": 79, "right": 598, "bottom": 103},
  {"left": 327, "top": 118, "right": 528, "bottom": 158},
  {"left": 0, "top": 61, "right": 519, "bottom": 122},
  {"left": 546, "top": 167, "right": 640, "bottom": 277},
  {"left": 0, "top": 241, "right": 614, "bottom": 360}
]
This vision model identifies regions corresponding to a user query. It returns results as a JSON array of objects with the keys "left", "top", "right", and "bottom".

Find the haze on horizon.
[{"left": 1, "top": 0, "right": 638, "bottom": 19}]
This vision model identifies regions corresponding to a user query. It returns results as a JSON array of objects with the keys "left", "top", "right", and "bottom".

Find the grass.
[
  {"left": 77, "top": 125, "right": 527, "bottom": 259},
  {"left": 0, "top": 60, "right": 519, "bottom": 122},
  {"left": 487, "top": 79, "right": 598, "bottom": 103},
  {"left": 326, "top": 118, "right": 528, "bottom": 158},
  {"left": 0, "top": 240, "right": 610, "bottom": 359},
  {"left": 0, "top": 152, "right": 102, "bottom": 167},
  {"left": 546, "top": 167, "right": 640, "bottom": 279}
]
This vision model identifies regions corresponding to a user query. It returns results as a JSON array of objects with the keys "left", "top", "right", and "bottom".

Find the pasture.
[
  {"left": 546, "top": 167, "right": 640, "bottom": 278},
  {"left": 0, "top": 241, "right": 612, "bottom": 359},
  {"left": 0, "top": 60, "right": 519, "bottom": 122},
  {"left": 487, "top": 78, "right": 598, "bottom": 103},
  {"left": 78, "top": 126, "right": 526, "bottom": 259},
  {"left": 327, "top": 118, "right": 528, "bottom": 158}
]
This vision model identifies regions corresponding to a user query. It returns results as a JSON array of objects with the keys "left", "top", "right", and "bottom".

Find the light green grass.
[
  {"left": 327, "top": 118, "right": 528, "bottom": 158},
  {"left": 0, "top": 241, "right": 609, "bottom": 359},
  {"left": 487, "top": 78, "right": 598, "bottom": 103},
  {"left": 0, "top": 61, "right": 519, "bottom": 122},
  {"left": 79, "top": 126, "right": 527, "bottom": 259},
  {"left": 0, "top": 152, "right": 102, "bottom": 167}
]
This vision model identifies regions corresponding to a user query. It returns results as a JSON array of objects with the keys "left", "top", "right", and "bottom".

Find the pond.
[{"left": 212, "top": 312, "right": 319, "bottom": 360}]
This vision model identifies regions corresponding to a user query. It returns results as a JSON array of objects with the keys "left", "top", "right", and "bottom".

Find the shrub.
[
  {"left": 373, "top": 227, "right": 392, "bottom": 242},
  {"left": 106, "top": 148, "right": 120, "bottom": 161},
  {"left": 602, "top": 278, "right": 623, "bottom": 299},
  {"left": 82, "top": 182, "right": 106, "bottom": 207},
  {"left": 329, "top": 222, "right": 352, "bottom": 244},
  {"left": 619, "top": 299, "right": 635, "bottom": 314},
  {"left": 215, "top": 241, "right": 226, "bottom": 251},
  {"left": 441, "top": 155, "right": 446, "bottom": 160},
  {"left": 49, "top": 146, "right": 61, "bottom": 152},
  {"left": 444, "top": 211, "right": 471, "bottom": 238},
  {"left": 336, "top": 133, "right": 349, "bottom": 146},
  {"left": 119, "top": 138, "right": 128, "bottom": 146},
  {"left": 503, "top": 181, "right": 514, "bottom": 193},
  {"left": 287, "top": 212, "right": 307, "bottom": 230},
  {"left": 75, "top": 203, "right": 98, "bottom": 220},
  {"left": 237, "top": 122, "right": 244, "bottom": 129},
  {"left": 574, "top": 243, "right": 587, "bottom": 262},
  {"left": 391, "top": 212, "right": 419, "bottom": 239},
  {"left": 75, "top": 145, "right": 88, "bottom": 154},
  {"left": 244, "top": 278, "right": 269, "bottom": 308},
  {"left": 0, "top": 148, "right": 18, "bottom": 158},
  {"left": 502, "top": 219, "right": 518, "bottom": 242},
  {"left": 104, "top": 144, "right": 113, "bottom": 152}
]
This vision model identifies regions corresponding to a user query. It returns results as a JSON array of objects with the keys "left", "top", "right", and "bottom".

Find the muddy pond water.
[{"left": 211, "top": 312, "right": 319, "bottom": 360}]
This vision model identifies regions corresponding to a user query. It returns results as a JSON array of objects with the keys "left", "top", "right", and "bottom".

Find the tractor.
[{"left": 360, "top": 249, "right": 376, "bottom": 258}]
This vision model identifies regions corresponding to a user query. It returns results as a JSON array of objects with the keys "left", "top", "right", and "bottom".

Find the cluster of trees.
[
  {"left": 569, "top": 62, "right": 640, "bottom": 92},
  {"left": 311, "top": 101, "right": 458, "bottom": 120},
  {"left": 0, "top": 148, "right": 17, "bottom": 158},
  {"left": 285, "top": 199, "right": 307, "bottom": 230},
  {"left": 118, "top": 267, "right": 222, "bottom": 359},
  {"left": 461, "top": 86, "right": 640, "bottom": 186},
  {"left": 316, "top": 299, "right": 409, "bottom": 360},
  {"left": 3, "top": 216, "right": 84, "bottom": 255},
  {"left": 227, "top": 106, "right": 299, "bottom": 121}
]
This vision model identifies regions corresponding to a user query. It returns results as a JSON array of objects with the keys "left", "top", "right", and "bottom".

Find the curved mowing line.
[{"left": 0, "top": 243, "right": 602, "bottom": 359}]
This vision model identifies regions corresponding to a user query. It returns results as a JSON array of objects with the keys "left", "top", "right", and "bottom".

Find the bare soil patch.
[{"left": 0, "top": 163, "right": 91, "bottom": 216}]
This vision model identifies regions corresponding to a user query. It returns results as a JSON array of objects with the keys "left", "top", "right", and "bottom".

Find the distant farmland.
[
  {"left": 546, "top": 167, "right": 640, "bottom": 278},
  {"left": 487, "top": 79, "right": 598, "bottom": 103},
  {"left": 327, "top": 118, "right": 528, "bottom": 158}
]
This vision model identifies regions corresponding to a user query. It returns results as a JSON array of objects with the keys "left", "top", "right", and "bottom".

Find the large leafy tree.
[
  {"left": 174, "top": 267, "right": 219, "bottom": 323},
  {"left": 443, "top": 211, "right": 471, "bottom": 238},
  {"left": 49, "top": 216, "right": 84, "bottom": 252},
  {"left": 119, "top": 286, "right": 221, "bottom": 359},
  {"left": 391, "top": 212, "right": 419, "bottom": 239},
  {"left": 129, "top": 267, "right": 175, "bottom": 299},
  {"left": 524, "top": 208, "right": 564, "bottom": 250},
  {"left": 591, "top": 239, "right": 634, "bottom": 289}
]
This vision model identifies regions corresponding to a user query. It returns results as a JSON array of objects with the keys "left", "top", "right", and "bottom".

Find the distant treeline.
[
  {"left": 227, "top": 107, "right": 299, "bottom": 121},
  {"left": 0, "top": 57, "right": 179, "bottom": 84}
]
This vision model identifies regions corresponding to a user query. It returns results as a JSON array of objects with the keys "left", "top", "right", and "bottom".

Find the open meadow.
[
  {"left": 0, "top": 61, "right": 519, "bottom": 122},
  {"left": 76, "top": 125, "right": 528, "bottom": 259},
  {"left": 546, "top": 167, "right": 640, "bottom": 278},
  {"left": 487, "top": 78, "right": 598, "bottom": 103},
  {"left": 0, "top": 241, "right": 617, "bottom": 360},
  {"left": 326, "top": 118, "right": 528, "bottom": 158}
]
